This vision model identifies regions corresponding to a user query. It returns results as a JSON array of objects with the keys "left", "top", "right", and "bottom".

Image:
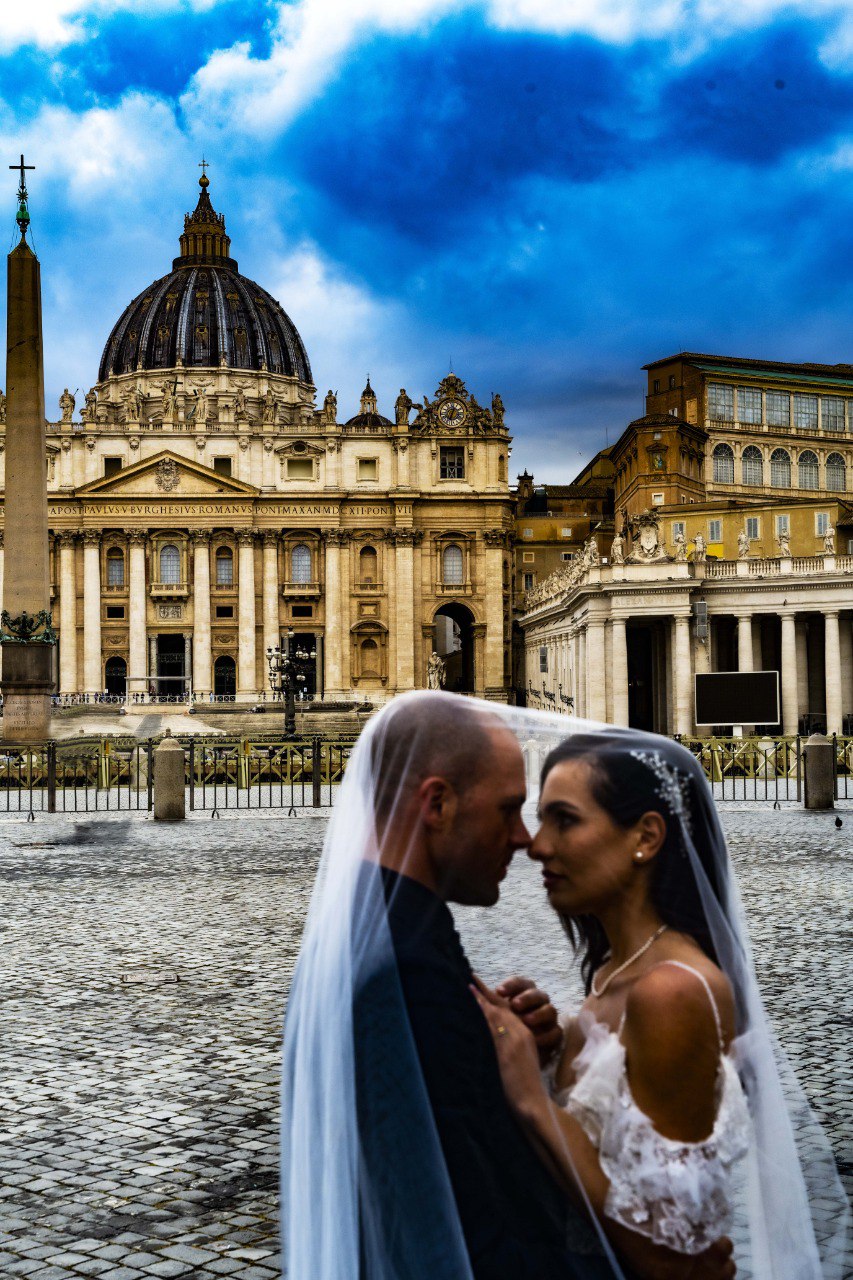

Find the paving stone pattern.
[{"left": 2, "top": 807, "right": 850, "bottom": 1278}]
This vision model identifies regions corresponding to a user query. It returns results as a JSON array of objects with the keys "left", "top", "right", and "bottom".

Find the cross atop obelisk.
[
  {"left": 1, "top": 156, "right": 56, "bottom": 742},
  {"left": 9, "top": 154, "right": 34, "bottom": 241}
]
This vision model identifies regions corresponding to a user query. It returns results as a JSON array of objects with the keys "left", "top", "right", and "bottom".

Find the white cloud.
[{"left": 0, "top": 0, "right": 230, "bottom": 54}]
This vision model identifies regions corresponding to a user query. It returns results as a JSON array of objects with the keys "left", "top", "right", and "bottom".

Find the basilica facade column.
[
  {"left": 780, "top": 610, "right": 798, "bottom": 735},
  {"left": 261, "top": 533, "right": 280, "bottom": 691},
  {"left": 483, "top": 530, "right": 507, "bottom": 698},
  {"left": 237, "top": 530, "right": 257, "bottom": 697},
  {"left": 192, "top": 532, "right": 212, "bottom": 698},
  {"left": 323, "top": 531, "right": 346, "bottom": 697},
  {"left": 126, "top": 531, "right": 147, "bottom": 698},
  {"left": 578, "top": 626, "right": 587, "bottom": 718},
  {"left": 737, "top": 613, "right": 754, "bottom": 673},
  {"left": 390, "top": 529, "right": 418, "bottom": 692},
  {"left": 57, "top": 533, "right": 77, "bottom": 694},
  {"left": 673, "top": 613, "right": 693, "bottom": 737},
  {"left": 82, "top": 531, "right": 102, "bottom": 695},
  {"left": 611, "top": 616, "right": 629, "bottom": 727},
  {"left": 824, "top": 610, "right": 842, "bottom": 735}
]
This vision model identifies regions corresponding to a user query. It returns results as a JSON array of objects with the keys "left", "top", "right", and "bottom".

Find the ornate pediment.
[
  {"left": 74, "top": 450, "right": 259, "bottom": 498},
  {"left": 412, "top": 373, "right": 506, "bottom": 435}
]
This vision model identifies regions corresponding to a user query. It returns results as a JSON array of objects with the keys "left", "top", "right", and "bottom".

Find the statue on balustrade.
[
  {"left": 395, "top": 388, "right": 412, "bottom": 426},
  {"left": 692, "top": 533, "right": 706, "bottom": 563},
  {"left": 777, "top": 531, "right": 791, "bottom": 557},
  {"left": 673, "top": 532, "right": 687, "bottom": 562},
  {"left": 59, "top": 388, "right": 75, "bottom": 424},
  {"left": 610, "top": 531, "right": 625, "bottom": 565},
  {"left": 824, "top": 523, "right": 835, "bottom": 555},
  {"left": 737, "top": 529, "right": 750, "bottom": 560},
  {"left": 81, "top": 388, "right": 97, "bottom": 424},
  {"left": 324, "top": 390, "right": 337, "bottom": 424},
  {"left": 262, "top": 388, "right": 277, "bottom": 425}
]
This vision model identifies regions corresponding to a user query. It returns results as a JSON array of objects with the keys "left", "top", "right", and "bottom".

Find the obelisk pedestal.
[{"left": 1, "top": 162, "right": 56, "bottom": 742}]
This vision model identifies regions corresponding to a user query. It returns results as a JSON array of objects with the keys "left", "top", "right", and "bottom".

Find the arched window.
[
  {"left": 106, "top": 546, "right": 125, "bottom": 587},
  {"left": 442, "top": 544, "right": 464, "bottom": 586},
  {"left": 359, "top": 545, "right": 378, "bottom": 583},
  {"left": 712, "top": 443, "right": 734, "bottom": 484},
  {"left": 826, "top": 452, "right": 846, "bottom": 492},
  {"left": 215, "top": 546, "right": 233, "bottom": 586},
  {"left": 770, "top": 448, "right": 791, "bottom": 488},
  {"left": 360, "top": 637, "right": 379, "bottom": 676},
  {"left": 159, "top": 543, "right": 180, "bottom": 584},
  {"left": 498, "top": 454, "right": 507, "bottom": 482},
  {"left": 798, "top": 450, "right": 819, "bottom": 489},
  {"left": 291, "top": 543, "right": 311, "bottom": 584},
  {"left": 742, "top": 446, "right": 763, "bottom": 487}
]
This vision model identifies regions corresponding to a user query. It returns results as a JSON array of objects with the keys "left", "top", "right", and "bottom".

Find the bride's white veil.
[{"left": 281, "top": 691, "right": 849, "bottom": 1279}]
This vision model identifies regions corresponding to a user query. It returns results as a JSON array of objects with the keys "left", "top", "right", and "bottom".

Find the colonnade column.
[
  {"left": 127, "top": 531, "right": 147, "bottom": 698},
  {"left": 58, "top": 532, "right": 77, "bottom": 694},
  {"left": 737, "top": 613, "right": 754, "bottom": 674},
  {"left": 611, "top": 616, "right": 629, "bottom": 727},
  {"left": 586, "top": 618, "right": 606, "bottom": 721},
  {"left": 323, "top": 531, "right": 345, "bottom": 697},
  {"left": 191, "top": 532, "right": 212, "bottom": 698},
  {"left": 82, "top": 531, "right": 102, "bottom": 696},
  {"left": 578, "top": 627, "right": 587, "bottom": 718},
  {"left": 673, "top": 613, "right": 693, "bottom": 737},
  {"left": 148, "top": 635, "right": 157, "bottom": 693},
  {"left": 237, "top": 531, "right": 257, "bottom": 697},
  {"left": 825, "top": 610, "right": 842, "bottom": 735},
  {"left": 261, "top": 533, "right": 280, "bottom": 691},
  {"left": 780, "top": 611, "right": 798, "bottom": 736},
  {"left": 483, "top": 530, "right": 506, "bottom": 697}
]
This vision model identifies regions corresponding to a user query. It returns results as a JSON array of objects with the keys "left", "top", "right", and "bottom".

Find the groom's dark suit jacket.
[{"left": 354, "top": 867, "right": 617, "bottom": 1280}]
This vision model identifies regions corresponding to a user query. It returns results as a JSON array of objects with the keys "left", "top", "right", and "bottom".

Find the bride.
[{"left": 281, "top": 694, "right": 848, "bottom": 1280}]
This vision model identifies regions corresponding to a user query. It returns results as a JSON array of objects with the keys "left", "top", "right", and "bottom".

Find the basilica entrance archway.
[
  {"left": 105, "top": 656, "right": 127, "bottom": 697},
  {"left": 214, "top": 655, "right": 236, "bottom": 699},
  {"left": 434, "top": 603, "right": 475, "bottom": 693}
]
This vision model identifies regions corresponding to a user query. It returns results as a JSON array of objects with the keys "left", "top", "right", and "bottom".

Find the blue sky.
[{"left": 1, "top": 0, "right": 852, "bottom": 481}]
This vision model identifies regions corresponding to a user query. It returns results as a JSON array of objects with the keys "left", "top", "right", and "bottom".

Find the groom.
[{"left": 358, "top": 694, "right": 735, "bottom": 1280}]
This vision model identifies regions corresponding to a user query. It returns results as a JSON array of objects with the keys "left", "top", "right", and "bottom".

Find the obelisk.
[{"left": 1, "top": 156, "right": 55, "bottom": 741}]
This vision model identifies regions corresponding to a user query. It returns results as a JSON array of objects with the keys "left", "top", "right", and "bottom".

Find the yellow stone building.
[{"left": 0, "top": 176, "right": 515, "bottom": 705}]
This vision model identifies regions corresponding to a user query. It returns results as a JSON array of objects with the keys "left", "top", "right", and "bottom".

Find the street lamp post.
[{"left": 266, "top": 631, "right": 317, "bottom": 738}]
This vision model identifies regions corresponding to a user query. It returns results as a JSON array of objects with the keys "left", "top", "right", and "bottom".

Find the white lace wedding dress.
[{"left": 552, "top": 961, "right": 751, "bottom": 1255}]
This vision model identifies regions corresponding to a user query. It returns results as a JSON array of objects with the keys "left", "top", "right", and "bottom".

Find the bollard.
[
  {"left": 153, "top": 729, "right": 186, "bottom": 821},
  {"left": 803, "top": 733, "right": 834, "bottom": 810}
]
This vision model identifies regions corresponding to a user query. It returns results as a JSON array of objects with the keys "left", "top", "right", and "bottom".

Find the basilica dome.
[{"left": 98, "top": 174, "right": 312, "bottom": 384}]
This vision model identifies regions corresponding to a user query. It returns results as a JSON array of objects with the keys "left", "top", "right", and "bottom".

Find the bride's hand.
[
  {"left": 471, "top": 979, "right": 549, "bottom": 1122},
  {"left": 495, "top": 975, "right": 563, "bottom": 1066}
]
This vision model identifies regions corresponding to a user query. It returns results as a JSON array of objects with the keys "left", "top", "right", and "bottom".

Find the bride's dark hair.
[{"left": 540, "top": 735, "right": 728, "bottom": 994}]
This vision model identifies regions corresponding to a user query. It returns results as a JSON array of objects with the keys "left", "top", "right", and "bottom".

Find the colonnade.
[{"left": 529, "top": 605, "right": 852, "bottom": 736}]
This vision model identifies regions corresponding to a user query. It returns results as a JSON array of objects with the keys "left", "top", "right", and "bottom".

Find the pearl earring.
[{"left": 633, "top": 850, "right": 644, "bottom": 862}]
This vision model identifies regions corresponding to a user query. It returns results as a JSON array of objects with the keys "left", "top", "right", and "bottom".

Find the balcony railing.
[
  {"left": 281, "top": 580, "right": 321, "bottom": 597},
  {"left": 150, "top": 581, "right": 189, "bottom": 599}
]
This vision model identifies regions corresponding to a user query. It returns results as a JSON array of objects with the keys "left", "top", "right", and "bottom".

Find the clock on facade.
[{"left": 438, "top": 398, "right": 466, "bottom": 427}]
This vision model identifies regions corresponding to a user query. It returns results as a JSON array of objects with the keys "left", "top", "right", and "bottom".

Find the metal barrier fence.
[
  {"left": 0, "top": 735, "right": 356, "bottom": 815},
  {"left": 1, "top": 732, "right": 849, "bottom": 816}
]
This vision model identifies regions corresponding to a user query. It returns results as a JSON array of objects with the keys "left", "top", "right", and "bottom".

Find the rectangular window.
[
  {"left": 708, "top": 519, "right": 722, "bottom": 542},
  {"left": 746, "top": 516, "right": 759, "bottom": 540},
  {"left": 561, "top": 527, "right": 572, "bottom": 537},
  {"left": 561, "top": 551, "right": 572, "bottom": 561},
  {"left": 539, "top": 646, "right": 548, "bottom": 674},
  {"left": 707, "top": 383, "right": 734, "bottom": 422},
  {"left": 523, "top": 572, "right": 535, "bottom": 591},
  {"left": 292, "top": 604, "right": 314, "bottom": 618},
  {"left": 766, "top": 390, "right": 790, "bottom": 427},
  {"left": 653, "top": 379, "right": 660, "bottom": 393},
  {"left": 215, "top": 605, "right": 234, "bottom": 619},
  {"left": 776, "top": 514, "right": 790, "bottom": 535},
  {"left": 816, "top": 512, "right": 829, "bottom": 536},
  {"left": 213, "top": 457, "right": 232, "bottom": 476},
  {"left": 822, "top": 396, "right": 845, "bottom": 433},
  {"left": 357, "top": 458, "right": 378, "bottom": 481},
  {"left": 103, "top": 456, "right": 122, "bottom": 477},
  {"left": 737, "top": 388, "right": 762, "bottom": 425},
  {"left": 287, "top": 458, "right": 314, "bottom": 480},
  {"left": 794, "top": 394, "right": 818, "bottom": 431},
  {"left": 522, "top": 551, "right": 535, "bottom": 563},
  {"left": 106, "top": 556, "right": 125, "bottom": 587},
  {"left": 439, "top": 447, "right": 465, "bottom": 479},
  {"left": 105, "top": 605, "right": 125, "bottom": 619},
  {"left": 672, "top": 520, "right": 686, "bottom": 541},
  {"left": 651, "top": 492, "right": 664, "bottom": 505}
]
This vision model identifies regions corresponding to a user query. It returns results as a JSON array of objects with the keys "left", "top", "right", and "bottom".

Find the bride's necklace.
[{"left": 591, "top": 924, "right": 668, "bottom": 998}]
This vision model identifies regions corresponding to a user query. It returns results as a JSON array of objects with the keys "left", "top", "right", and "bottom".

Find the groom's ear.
[{"left": 418, "top": 776, "right": 457, "bottom": 830}]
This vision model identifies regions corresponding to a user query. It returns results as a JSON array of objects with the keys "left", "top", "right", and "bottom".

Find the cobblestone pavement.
[{"left": 2, "top": 806, "right": 850, "bottom": 1278}]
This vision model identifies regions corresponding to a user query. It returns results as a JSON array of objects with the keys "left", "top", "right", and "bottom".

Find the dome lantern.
[{"left": 174, "top": 170, "right": 236, "bottom": 270}]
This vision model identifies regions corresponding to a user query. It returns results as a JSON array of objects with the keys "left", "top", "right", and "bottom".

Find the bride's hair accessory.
[{"left": 628, "top": 749, "right": 693, "bottom": 835}]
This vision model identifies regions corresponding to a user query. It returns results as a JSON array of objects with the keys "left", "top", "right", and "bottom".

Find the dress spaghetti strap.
[{"left": 658, "top": 960, "right": 725, "bottom": 1052}]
